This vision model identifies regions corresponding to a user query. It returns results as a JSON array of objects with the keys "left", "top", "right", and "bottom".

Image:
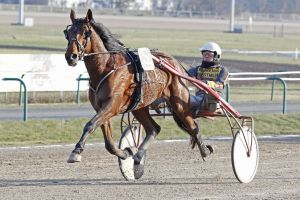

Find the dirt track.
[{"left": 0, "top": 140, "right": 299, "bottom": 200}]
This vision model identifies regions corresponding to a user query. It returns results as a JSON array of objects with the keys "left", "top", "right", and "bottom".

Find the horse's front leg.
[
  {"left": 67, "top": 116, "right": 98, "bottom": 163},
  {"left": 67, "top": 101, "right": 113, "bottom": 163},
  {"left": 68, "top": 99, "right": 130, "bottom": 162}
]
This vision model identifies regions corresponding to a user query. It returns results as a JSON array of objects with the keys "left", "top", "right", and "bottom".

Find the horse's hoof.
[
  {"left": 119, "top": 147, "right": 138, "bottom": 160},
  {"left": 133, "top": 149, "right": 145, "bottom": 165},
  {"left": 67, "top": 152, "right": 82, "bottom": 163},
  {"left": 124, "top": 147, "right": 138, "bottom": 156},
  {"left": 133, "top": 163, "right": 144, "bottom": 179},
  {"left": 190, "top": 137, "right": 197, "bottom": 149},
  {"left": 206, "top": 145, "right": 214, "bottom": 154},
  {"left": 200, "top": 144, "right": 213, "bottom": 160}
]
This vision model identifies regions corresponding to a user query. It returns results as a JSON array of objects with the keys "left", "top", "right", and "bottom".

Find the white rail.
[
  {"left": 223, "top": 49, "right": 299, "bottom": 59},
  {"left": 229, "top": 71, "right": 300, "bottom": 76},
  {"left": 228, "top": 71, "right": 300, "bottom": 81},
  {"left": 230, "top": 77, "right": 300, "bottom": 81}
]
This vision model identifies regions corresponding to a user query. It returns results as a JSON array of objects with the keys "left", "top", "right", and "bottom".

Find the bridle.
[
  {"left": 64, "top": 23, "right": 91, "bottom": 60},
  {"left": 64, "top": 22, "right": 121, "bottom": 60},
  {"left": 63, "top": 21, "right": 132, "bottom": 98}
]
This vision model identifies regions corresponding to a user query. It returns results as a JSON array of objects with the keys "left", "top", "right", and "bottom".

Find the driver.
[{"left": 188, "top": 42, "right": 229, "bottom": 116}]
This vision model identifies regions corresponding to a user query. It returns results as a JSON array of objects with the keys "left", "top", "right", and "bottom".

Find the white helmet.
[{"left": 199, "top": 42, "right": 222, "bottom": 62}]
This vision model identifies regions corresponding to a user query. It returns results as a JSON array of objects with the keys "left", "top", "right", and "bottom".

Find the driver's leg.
[
  {"left": 207, "top": 94, "right": 222, "bottom": 113},
  {"left": 190, "top": 93, "right": 206, "bottom": 116}
]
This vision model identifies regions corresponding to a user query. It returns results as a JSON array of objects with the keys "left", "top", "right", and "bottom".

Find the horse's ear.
[
  {"left": 70, "top": 9, "right": 76, "bottom": 23},
  {"left": 86, "top": 9, "right": 94, "bottom": 22}
]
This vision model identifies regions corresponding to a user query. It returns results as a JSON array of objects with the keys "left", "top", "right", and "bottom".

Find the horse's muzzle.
[{"left": 65, "top": 53, "right": 78, "bottom": 67}]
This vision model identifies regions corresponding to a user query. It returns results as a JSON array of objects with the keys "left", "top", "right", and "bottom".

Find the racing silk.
[{"left": 188, "top": 64, "right": 229, "bottom": 96}]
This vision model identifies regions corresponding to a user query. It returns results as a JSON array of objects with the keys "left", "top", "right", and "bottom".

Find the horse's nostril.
[{"left": 71, "top": 54, "right": 77, "bottom": 60}]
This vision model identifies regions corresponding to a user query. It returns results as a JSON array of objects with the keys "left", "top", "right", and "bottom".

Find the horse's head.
[{"left": 64, "top": 9, "right": 94, "bottom": 67}]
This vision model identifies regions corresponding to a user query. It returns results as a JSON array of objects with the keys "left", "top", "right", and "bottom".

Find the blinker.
[
  {"left": 63, "top": 25, "right": 72, "bottom": 40},
  {"left": 63, "top": 30, "right": 69, "bottom": 40},
  {"left": 86, "top": 30, "right": 92, "bottom": 38}
]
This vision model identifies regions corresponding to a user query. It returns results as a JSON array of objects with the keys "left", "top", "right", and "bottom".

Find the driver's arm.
[{"left": 206, "top": 67, "right": 229, "bottom": 89}]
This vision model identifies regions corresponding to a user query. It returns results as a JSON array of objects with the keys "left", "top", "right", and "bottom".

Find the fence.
[
  {"left": 227, "top": 71, "right": 300, "bottom": 114},
  {"left": 2, "top": 4, "right": 300, "bottom": 22},
  {"left": 223, "top": 49, "right": 299, "bottom": 60},
  {"left": 2, "top": 71, "right": 299, "bottom": 121}
]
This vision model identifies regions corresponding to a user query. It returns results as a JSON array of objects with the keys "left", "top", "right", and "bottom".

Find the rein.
[{"left": 84, "top": 51, "right": 122, "bottom": 57}]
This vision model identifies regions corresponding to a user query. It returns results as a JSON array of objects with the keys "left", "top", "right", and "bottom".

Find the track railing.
[
  {"left": 75, "top": 71, "right": 300, "bottom": 114},
  {"left": 76, "top": 74, "right": 89, "bottom": 104},
  {"left": 1, "top": 71, "right": 299, "bottom": 121},
  {"left": 226, "top": 76, "right": 287, "bottom": 114},
  {"left": 227, "top": 71, "right": 300, "bottom": 114},
  {"left": 76, "top": 74, "right": 90, "bottom": 104},
  {"left": 2, "top": 77, "right": 28, "bottom": 121}
]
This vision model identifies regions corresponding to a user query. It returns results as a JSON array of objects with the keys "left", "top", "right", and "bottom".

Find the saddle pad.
[{"left": 138, "top": 48, "right": 155, "bottom": 71}]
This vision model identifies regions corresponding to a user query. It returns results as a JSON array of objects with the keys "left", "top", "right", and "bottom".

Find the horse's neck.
[{"left": 84, "top": 31, "right": 111, "bottom": 83}]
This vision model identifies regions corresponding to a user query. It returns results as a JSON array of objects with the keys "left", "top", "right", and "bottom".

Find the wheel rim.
[{"left": 232, "top": 127, "right": 259, "bottom": 183}]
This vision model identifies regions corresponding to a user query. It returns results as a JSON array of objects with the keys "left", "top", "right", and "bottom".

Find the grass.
[
  {"left": 0, "top": 24, "right": 65, "bottom": 49},
  {"left": 0, "top": 113, "right": 299, "bottom": 147},
  {"left": 1, "top": 24, "right": 300, "bottom": 66}
]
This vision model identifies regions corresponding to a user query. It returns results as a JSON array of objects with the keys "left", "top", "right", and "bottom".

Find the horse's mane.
[{"left": 90, "top": 20, "right": 126, "bottom": 53}]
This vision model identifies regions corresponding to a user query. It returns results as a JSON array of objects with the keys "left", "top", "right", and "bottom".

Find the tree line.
[
  {"left": 152, "top": 0, "right": 300, "bottom": 15},
  {"left": 1, "top": 0, "right": 300, "bottom": 14}
]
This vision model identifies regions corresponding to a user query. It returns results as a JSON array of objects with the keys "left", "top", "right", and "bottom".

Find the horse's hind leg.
[
  {"left": 101, "top": 119, "right": 131, "bottom": 159},
  {"left": 170, "top": 99, "right": 213, "bottom": 160},
  {"left": 131, "top": 107, "right": 161, "bottom": 164}
]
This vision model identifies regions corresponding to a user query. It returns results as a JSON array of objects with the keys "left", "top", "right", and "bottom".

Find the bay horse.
[{"left": 64, "top": 9, "right": 213, "bottom": 165}]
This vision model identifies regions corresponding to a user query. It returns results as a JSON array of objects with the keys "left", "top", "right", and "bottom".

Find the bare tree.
[{"left": 113, "top": 0, "right": 134, "bottom": 12}]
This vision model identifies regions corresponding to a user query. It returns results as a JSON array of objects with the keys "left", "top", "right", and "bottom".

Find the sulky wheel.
[
  {"left": 118, "top": 124, "right": 146, "bottom": 181},
  {"left": 231, "top": 126, "right": 259, "bottom": 183}
]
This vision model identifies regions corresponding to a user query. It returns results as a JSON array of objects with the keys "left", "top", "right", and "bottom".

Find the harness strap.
[
  {"left": 122, "top": 51, "right": 145, "bottom": 113},
  {"left": 126, "top": 51, "right": 144, "bottom": 83},
  {"left": 82, "top": 48, "right": 145, "bottom": 114},
  {"left": 90, "top": 62, "right": 132, "bottom": 95}
]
